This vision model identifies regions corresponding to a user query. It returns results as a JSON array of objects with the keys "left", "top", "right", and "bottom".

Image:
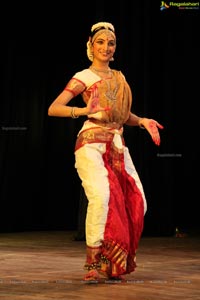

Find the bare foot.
[{"left": 83, "top": 269, "right": 100, "bottom": 282}]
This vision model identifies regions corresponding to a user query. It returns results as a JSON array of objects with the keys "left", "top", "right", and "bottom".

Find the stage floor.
[{"left": 0, "top": 231, "right": 199, "bottom": 300}]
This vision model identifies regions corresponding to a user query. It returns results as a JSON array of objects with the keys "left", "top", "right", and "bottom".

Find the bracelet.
[
  {"left": 71, "top": 107, "right": 79, "bottom": 119},
  {"left": 138, "top": 118, "right": 145, "bottom": 129}
]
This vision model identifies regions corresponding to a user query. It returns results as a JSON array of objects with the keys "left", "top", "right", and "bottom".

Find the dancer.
[{"left": 48, "top": 21, "right": 164, "bottom": 281}]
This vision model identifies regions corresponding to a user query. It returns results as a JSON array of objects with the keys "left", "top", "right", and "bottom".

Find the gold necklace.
[
  {"left": 104, "top": 75, "right": 118, "bottom": 101},
  {"left": 90, "top": 67, "right": 118, "bottom": 101},
  {"left": 90, "top": 66, "right": 111, "bottom": 74}
]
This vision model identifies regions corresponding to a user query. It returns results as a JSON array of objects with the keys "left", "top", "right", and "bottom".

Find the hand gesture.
[
  {"left": 140, "top": 118, "right": 164, "bottom": 146},
  {"left": 87, "top": 84, "right": 110, "bottom": 114}
]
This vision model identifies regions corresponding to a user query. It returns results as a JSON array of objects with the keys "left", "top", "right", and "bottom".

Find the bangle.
[
  {"left": 138, "top": 118, "right": 145, "bottom": 129},
  {"left": 71, "top": 107, "right": 79, "bottom": 119}
]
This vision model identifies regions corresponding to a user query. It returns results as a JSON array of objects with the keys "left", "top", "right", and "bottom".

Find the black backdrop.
[{"left": 1, "top": 1, "right": 199, "bottom": 235}]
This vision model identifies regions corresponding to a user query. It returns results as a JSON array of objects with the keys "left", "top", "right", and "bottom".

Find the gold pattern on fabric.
[
  {"left": 83, "top": 242, "right": 136, "bottom": 275},
  {"left": 64, "top": 78, "right": 86, "bottom": 97},
  {"left": 108, "top": 141, "right": 124, "bottom": 174},
  {"left": 75, "top": 126, "right": 124, "bottom": 151},
  {"left": 101, "top": 240, "right": 128, "bottom": 273}
]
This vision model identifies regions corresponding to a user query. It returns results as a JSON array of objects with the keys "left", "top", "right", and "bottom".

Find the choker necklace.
[{"left": 90, "top": 66, "right": 111, "bottom": 74}]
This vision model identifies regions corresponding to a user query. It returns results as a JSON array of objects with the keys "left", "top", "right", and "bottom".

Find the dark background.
[{"left": 1, "top": 1, "right": 199, "bottom": 236}]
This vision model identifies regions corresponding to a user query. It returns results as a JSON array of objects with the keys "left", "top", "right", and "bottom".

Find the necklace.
[
  {"left": 90, "top": 66, "right": 118, "bottom": 101},
  {"left": 104, "top": 75, "right": 118, "bottom": 101},
  {"left": 90, "top": 66, "right": 111, "bottom": 74}
]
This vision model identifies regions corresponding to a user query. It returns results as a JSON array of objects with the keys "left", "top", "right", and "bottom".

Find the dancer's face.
[{"left": 92, "top": 32, "right": 116, "bottom": 63}]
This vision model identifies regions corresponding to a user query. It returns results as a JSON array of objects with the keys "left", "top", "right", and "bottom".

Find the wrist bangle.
[
  {"left": 71, "top": 107, "right": 79, "bottom": 119},
  {"left": 138, "top": 118, "right": 145, "bottom": 129}
]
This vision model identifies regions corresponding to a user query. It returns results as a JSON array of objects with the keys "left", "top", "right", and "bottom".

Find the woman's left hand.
[
  {"left": 139, "top": 118, "right": 164, "bottom": 146},
  {"left": 87, "top": 84, "right": 110, "bottom": 114}
]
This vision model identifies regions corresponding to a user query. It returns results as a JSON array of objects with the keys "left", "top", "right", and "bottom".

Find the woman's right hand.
[{"left": 87, "top": 84, "right": 110, "bottom": 114}]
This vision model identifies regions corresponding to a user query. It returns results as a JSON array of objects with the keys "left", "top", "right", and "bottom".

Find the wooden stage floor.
[{"left": 0, "top": 231, "right": 199, "bottom": 300}]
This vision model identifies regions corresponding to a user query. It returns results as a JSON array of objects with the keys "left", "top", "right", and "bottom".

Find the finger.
[
  {"left": 91, "top": 84, "right": 97, "bottom": 97},
  {"left": 92, "top": 86, "right": 96, "bottom": 98},
  {"left": 95, "top": 86, "right": 99, "bottom": 99},
  {"left": 91, "top": 98, "right": 98, "bottom": 109},
  {"left": 94, "top": 85, "right": 99, "bottom": 98},
  {"left": 94, "top": 86, "right": 98, "bottom": 98},
  {"left": 157, "top": 123, "right": 164, "bottom": 129},
  {"left": 153, "top": 137, "right": 160, "bottom": 146}
]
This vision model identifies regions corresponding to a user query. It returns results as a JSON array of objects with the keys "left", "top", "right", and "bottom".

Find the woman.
[{"left": 48, "top": 21, "right": 164, "bottom": 281}]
